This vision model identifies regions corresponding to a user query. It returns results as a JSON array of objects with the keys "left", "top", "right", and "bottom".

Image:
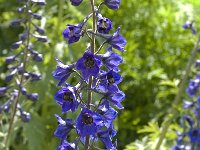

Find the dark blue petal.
[{"left": 107, "top": 27, "right": 126, "bottom": 52}]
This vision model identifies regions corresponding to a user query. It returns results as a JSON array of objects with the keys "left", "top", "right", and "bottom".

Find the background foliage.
[{"left": 1, "top": 0, "right": 200, "bottom": 149}]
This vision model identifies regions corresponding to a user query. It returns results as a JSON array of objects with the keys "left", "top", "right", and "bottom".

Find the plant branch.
[{"left": 85, "top": 0, "right": 96, "bottom": 149}]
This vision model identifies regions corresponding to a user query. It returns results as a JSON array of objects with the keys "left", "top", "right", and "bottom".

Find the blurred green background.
[{"left": 0, "top": 0, "right": 200, "bottom": 149}]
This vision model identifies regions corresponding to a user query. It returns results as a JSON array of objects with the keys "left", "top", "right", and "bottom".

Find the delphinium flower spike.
[
  {"left": 0, "top": 0, "right": 47, "bottom": 148},
  {"left": 53, "top": 0, "right": 126, "bottom": 149},
  {"left": 172, "top": 22, "right": 200, "bottom": 150}
]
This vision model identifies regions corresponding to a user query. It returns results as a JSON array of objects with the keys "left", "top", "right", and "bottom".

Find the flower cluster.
[
  {"left": 172, "top": 23, "right": 200, "bottom": 150},
  {"left": 53, "top": 0, "right": 126, "bottom": 149},
  {"left": 0, "top": 0, "right": 47, "bottom": 125}
]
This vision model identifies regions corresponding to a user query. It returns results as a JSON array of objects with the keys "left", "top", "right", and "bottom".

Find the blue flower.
[
  {"left": 54, "top": 86, "right": 79, "bottom": 113},
  {"left": 54, "top": 114, "right": 74, "bottom": 140},
  {"left": 101, "top": 46, "right": 123, "bottom": 72},
  {"left": 96, "top": 70, "right": 122, "bottom": 93},
  {"left": 104, "top": 0, "right": 121, "bottom": 10},
  {"left": 70, "top": 0, "right": 83, "bottom": 6},
  {"left": 106, "top": 27, "right": 126, "bottom": 52},
  {"left": 56, "top": 140, "right": 77, "bottom": 150},
  {"left": 97, "top": 15, "right": 112, "bottom": 34},
  {"left": 76, "top": 50, "right": 102, "bottom": 80},
  {"left": 186, "top": 74, "right": 200, "bottom": 97},
  {"left": 182, "top": 21, "right": 196, "bottom": 35},
  {"left": 188, "top": 128, "right": 200, "bottom": 144},
  {"left": 76, "top": 108, "right": 103, "bottom": 138},
  {"left": 63, "top": 24, "right": 82, "bottom": 44},
  {"left": 53, "top": 58, "right": 74, "bottom": 86},
  {"left": 97, "top": 125, "right": 117, "bottom": 150},
  {"left": 97, "top": 101, "right": 117, "bottom": 128},
  {"left": 104, "top": 90, "right": 125, "bottom": 109}
]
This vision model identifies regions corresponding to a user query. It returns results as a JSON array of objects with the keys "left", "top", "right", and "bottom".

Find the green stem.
[
  {"left": 84, "top": 1, "right": 96, "bottom": 150},
  {"left": 4, "top": 2, "right": 31, "bottom": 149},
  {"left": 155, "top": 37, "right": 200, "bottom": 150}
]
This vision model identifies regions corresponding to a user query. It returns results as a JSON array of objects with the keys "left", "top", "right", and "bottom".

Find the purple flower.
[
  {"left": 104, "top": 0, "right": 121, "bottom": 10},
  {"left": 97, "top": 125, "right": 117, "bottom": 150},
  {"left": 63, "top": 24, "right": 82, "bottom": 44},
  {"left": 76, "top": 108, "right": 103, "bottom": 138},
  {"left": 97, "top": 15, "right": 112, "bottom": 34},
  {"left": 104, "top": 90, "right": 125, "bottom": 109},
  {"left": 53, "top": 58, "right": 74, "bottom": 86},
  {"left": 56, "top": 140, "right": 77, "bottom": 150},
  {"left": 186, "top": 74, "right": 200, "bottom": 97},
  {"left": 106, "top": 27, "right": 126, "bottom": 52},
  {"left": 54, "top": 114, "right": 74, "bottom": 140},
  {"left": 54, "top": 86, "right": 79, "bottom": 113},
  {"left": 70, "top": 0, "right": 83, "bottom": 6},
  {"left": 188, "top": 128, "right": 200, "bottom": 144},
  {"left": 182, "top": 21, "right": 196, "bottom": 35},
  {"left": 76, "top": 51, "right": 102, "bottom": 80},
  {"left": 97, "top": 101, "right": 117, "bottom": 128},
  {"left": 96, "top": 70, "right": 122, "bottom": 93},
  {"left": 101, "top": 47, "right": 123, "bottom": 72}
]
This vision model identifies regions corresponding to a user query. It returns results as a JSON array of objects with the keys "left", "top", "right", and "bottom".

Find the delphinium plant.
[
  {"left": 53, "top": 0, "right": 126, "bottom": 149},
  {"left": 172, "top": 22, "right": 200, "bottom": 150},
  {"left": 153, "top": 18, "right": 200, "bottom": 149},
  {"left": 0, "top": 0, "right": 47, "bottom": 149}
]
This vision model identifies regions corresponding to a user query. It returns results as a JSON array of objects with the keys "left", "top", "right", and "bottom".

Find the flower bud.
[
  {"left": 0, "top": 87, "right": 9, "bottom": 96},
  {"left": 11, "top": 41, "right": 23, "bottom": 49},
  {"left": 35, "top": 26, "right": 45, "bottom": 35},
  {"left": 27, "top": 93, "right": 39, "bottom": 102},
  {"left": 31, "top": 13, "right": 42, "bottom": 20},
  {"left": 19, "top": 85, "right": 27, "bottom": 95},
  {"left": 19, "top": 33, "right": 27, "bottom": 41},
  {"left": 104, "top": 0, "right": 121, "bottom": 10},
  {"left": 29, "top": 72, "right": 41, "bottom": 82},
  {"left": 17, "top": 7, "right": 25, "bottom": 13},
  {"left": 20, "top": 111, "right": 31, "bottom": 122},
  {"left": 32, "top": 34, "right": 48, "bottom": 42},
  {"left": 31, "top": 0, "right": 46, "bottom": 5},
  {"left": 5, "top": 56, "right": 16, "bottom": 64},
  {"left": 10, "top": 19, "right": 21, "bottom": 26},
  {"left": 70, "top": 0, "right": 83, "bottom": 6}
]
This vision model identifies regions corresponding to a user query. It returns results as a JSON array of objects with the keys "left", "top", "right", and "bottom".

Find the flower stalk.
[
  {"left": 1, "top": 0, "right": 47, "bottom": 149},
  {"left": 155, "top": 37, "right": 200, "bottom": 150},
  {"left": 53, "top": 0, "right": 126, "bottom": 149}
]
